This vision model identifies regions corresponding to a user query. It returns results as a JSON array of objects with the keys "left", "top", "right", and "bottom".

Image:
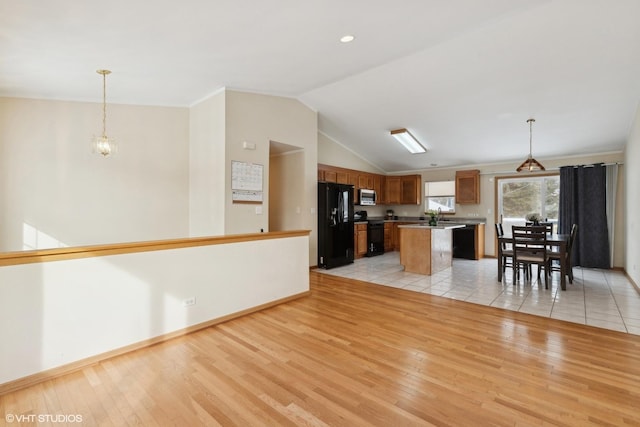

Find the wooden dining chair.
[
  {"left": 525, "top": 221, "right": 553, "bottom": 235},
  {"left": 512, "top": 225, "right": 549, "bottom": 288},
  {"left": 547, "top": 224, "right": 578, "bottom": 283},
  {"left": 495, "top": 223, "right": 515, "bottom": 278}
]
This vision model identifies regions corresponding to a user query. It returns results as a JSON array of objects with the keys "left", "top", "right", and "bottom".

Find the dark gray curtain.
[{"left": 558, "top": 164, "right": 610, "bottom": 268}]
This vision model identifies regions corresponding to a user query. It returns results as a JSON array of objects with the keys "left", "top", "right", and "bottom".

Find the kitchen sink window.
[
  {"left": 425, "top": 181, "right": 456, "bottom": 213},
  {"left": 497, "top": 174, "right": 560, "bottom": 233}
]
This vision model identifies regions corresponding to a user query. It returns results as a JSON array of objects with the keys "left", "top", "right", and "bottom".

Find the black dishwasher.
[
  {"left": 453, "top": 225, "right": 476, "bottom": 259},
  {"left": 366, "top": 220, "right": 385, "bottom": 257}
]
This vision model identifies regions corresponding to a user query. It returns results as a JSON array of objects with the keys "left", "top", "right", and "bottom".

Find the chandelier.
[
  {"left": 516, "top": 118, "right": 544, "bottom": 172},
  {"left": 92, "top": 69, "right": 117, "bottom": 156}
]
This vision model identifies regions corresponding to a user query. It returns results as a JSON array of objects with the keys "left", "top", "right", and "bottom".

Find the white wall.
[
  {"left": 0, "top": 234, "right": 309, "bottom": 386},
  {"left": 0, "top": 97, "right": 190, "bottom": 251},
  {"left": 189, "top": 91, "right": 226, "bottom": 237},
  {"left": 318, "top": 132, "right": 385, "bottom": 174},
  {"left": 625, "top": 106, "right": 640, "bottom": 284},
  {"left": 224, "top": 90, "right": 318, "bottom": 263}
]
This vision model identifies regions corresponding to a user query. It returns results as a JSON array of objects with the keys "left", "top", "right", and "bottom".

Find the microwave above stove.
[{"left": 358, "top": 189, "right": 376, "bottom": 205}]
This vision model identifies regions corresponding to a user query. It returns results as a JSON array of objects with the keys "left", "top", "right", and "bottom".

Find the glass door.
[{"left": 497, "top": 174, "right": 559, "bottom": 234}]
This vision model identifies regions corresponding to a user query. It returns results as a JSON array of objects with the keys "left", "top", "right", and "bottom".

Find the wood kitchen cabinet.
[
  {"left": 475, "top": 223, "right": 485, "bottom": 260},
  {"left": 392, "top": 222, "right": 410, "bottom": 251},
  {"left": 385, "top": 175, "right": 421, "bottom": 205},
  {"left": 384, "top": 222, "right": 393, "bottom": 252},
  {"left": 358, "top": 174, "right": 374, "bottom": 190},
  {"left": 401, "top": 175, "right": 421, "bottom": 205},
  {"left": 385, "top": 177, "right": 401, "bottom": 204},
  {"left": 355, "top": 223, "right": 368, "bottom": 258},
  {"left": 318, "top": 164, "right": 410, "bottom": 206},
  {"left": 455, "top": 169, "right": 480, "bottom": 204},
  {"left": 374, "top": 175, "right": 385, "bottom": 205}
]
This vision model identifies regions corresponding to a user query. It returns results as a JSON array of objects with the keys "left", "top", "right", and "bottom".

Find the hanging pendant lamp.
[
  {"left": 92, "top": 69, "right": 117, "bottom": 156},
  {"left": 516, "top": 118, "right": 544, "bottom": 172}
]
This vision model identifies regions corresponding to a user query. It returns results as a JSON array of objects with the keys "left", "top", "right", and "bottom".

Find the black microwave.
[{"left": 358, "top": 189, "right": 376, "bottom": 205}]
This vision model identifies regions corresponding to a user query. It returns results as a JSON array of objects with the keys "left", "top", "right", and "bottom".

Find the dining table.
[{"left": 497, "top": 233, "right": 571, "bottom": 290}]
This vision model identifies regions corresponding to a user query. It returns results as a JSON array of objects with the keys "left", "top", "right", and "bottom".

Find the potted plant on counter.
[{"left": 426, "top": 209, "right": 438, "bottom": 226}]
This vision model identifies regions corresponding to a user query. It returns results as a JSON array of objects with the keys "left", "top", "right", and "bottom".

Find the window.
[
  {"left": 424, "top": 181, "right": 455, "bottom": 213},
  {"left": 426, "top": 196, "right": 455, "bottom": 213},
  {"left": 497, "top": 175, "right": 559, "bottom": 233}
]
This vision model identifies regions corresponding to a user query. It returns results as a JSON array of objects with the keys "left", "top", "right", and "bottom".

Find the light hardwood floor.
[{"left": 2, "top": 271, "right": 640, "bottom": 426}]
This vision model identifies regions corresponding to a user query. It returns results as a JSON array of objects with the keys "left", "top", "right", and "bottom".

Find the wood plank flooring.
[{"left": 2, "top": 271, "right": 640, "bottom": 426}]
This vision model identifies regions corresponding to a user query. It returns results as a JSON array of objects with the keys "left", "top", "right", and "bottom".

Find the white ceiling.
[{"left": 2, "top": 0, "right": 640, "bottom": 172}]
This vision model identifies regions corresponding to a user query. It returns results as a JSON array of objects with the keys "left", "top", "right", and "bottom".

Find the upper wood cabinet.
[
  {"left": 318, "top": 164, "right": 418, "bottom": 205},
  {"left": 373, "top": 175, "right": 385, "bottom": 205},
  {"left": 400, "top": 175, "right": 421, "bottom": 205},
  {"left": 385, "top": 177, "right": 401, "bottom": 204},
  {"left": 384, "top": 175, "right": 420, "bottom": 205},
  {"left": 455, "top": 169, "right": 480, "bottom": 204}
]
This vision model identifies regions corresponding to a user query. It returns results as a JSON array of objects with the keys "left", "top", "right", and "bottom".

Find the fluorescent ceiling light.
[
  {"left": 390, "top": 128, "right": 426, "bottom": 154},
  {"left": 340, "top": 34, "right": 355, "bottom": 43}
]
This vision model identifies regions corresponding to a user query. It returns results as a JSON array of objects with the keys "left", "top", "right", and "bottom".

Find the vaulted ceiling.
[{"left": 2, "top": 0, "right": 639, "bottom": 172}]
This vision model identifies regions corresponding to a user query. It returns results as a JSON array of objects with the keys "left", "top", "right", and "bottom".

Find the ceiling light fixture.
[
  {"left": 390, "top": 128, "right": 426, "bottom": 154},
  {"left": 92, "top": 69, "right": 117, "bottom": 157},
  {"left": 340, "top": 34, "right": 355, "bottom": 43},
  {"left": 516, "top": 118, "right": 544, "bottom": 172}
]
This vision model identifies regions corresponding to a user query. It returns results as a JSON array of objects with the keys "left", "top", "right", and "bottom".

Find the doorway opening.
[{"left": 269, "top": 141, "right": 304, "bottom": 232}]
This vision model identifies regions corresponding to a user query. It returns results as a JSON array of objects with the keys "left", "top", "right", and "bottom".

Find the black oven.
[{"left": 366, "top": 220, "right": 385, "bottom": 257}]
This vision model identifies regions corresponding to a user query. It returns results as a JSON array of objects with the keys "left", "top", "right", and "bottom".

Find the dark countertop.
[{"left": 362, "top": 216, "right": 486, "bottom": 225}]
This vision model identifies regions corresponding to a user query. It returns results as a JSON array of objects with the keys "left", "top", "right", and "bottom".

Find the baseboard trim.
[
  {"left": 0, "top": 291, "right": 310, "bottom": 396},
  {"left": 624, "top": 269, "right": 640, "bottom": 295}
]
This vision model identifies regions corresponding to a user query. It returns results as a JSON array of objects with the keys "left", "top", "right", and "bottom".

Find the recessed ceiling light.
[{"left": 340, "top": 35, "right": 355, "bottom": 43}]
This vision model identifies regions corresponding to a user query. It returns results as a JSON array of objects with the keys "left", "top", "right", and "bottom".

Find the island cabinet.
[
  {"left": 455, "top": 169, "right": 480, "bottom": 204},
  {"left": 399, "top": 225, "right": 454, "bottom": 275},
  {"left": 354, "top": 223, "right": 368, "bottom": 259},
  {"left": 391, "top": 221, "right": 409, "bottom": 251}
]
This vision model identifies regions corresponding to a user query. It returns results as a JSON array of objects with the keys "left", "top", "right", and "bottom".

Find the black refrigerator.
[{"left": 318, "top": 182, "right": 354, "bottom": 269}]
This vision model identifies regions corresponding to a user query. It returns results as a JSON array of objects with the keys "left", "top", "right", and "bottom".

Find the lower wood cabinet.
[
  {"left": 355, "top": 223, "right": 368, "bottom": 258},
  {"left": 384, "top": 222, "right": 393, "bottom": 252}
]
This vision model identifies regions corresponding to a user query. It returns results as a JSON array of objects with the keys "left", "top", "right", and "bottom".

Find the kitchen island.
[{"left": 398, "top": 224, "right": 464, "bottom": 275}]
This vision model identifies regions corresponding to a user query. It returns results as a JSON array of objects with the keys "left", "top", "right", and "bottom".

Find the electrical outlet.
[{"left": 182, "top": 297, "right": 196, "bottom": 307}]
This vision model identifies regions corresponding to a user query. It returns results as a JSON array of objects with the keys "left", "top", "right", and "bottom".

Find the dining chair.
[
  {"left": 547, "top": 224, "right": 578, "bottom": 284},
  {"left": 512, "top": 225, "right": 549, "bottom": 288},
  {"left": 495, "top": 223, "right": 515, "bottom": 278},
  {"left": 525, "top": 221, "right": 553, "bottom": 235}
]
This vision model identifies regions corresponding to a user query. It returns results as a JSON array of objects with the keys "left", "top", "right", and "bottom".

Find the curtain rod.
[{"left": 566, "top": 162, "right": 623, "bottom": 168}]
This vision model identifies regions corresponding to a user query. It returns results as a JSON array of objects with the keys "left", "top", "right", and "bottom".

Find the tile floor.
[{"left": 316, "top": 252, "right": 640, "bottom": 335}]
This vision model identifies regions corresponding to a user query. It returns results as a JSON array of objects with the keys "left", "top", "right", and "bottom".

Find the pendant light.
[
  {"left": 516, "top": 118, "right": 544, "bottom": 172},
  {"left": 92, "top": 69, "right": 117, "bottom": 156}
]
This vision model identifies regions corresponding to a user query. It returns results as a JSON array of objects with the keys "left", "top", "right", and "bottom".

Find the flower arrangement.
[
  {"left": 526, "top": 212, "right": 542, "bottom": 223},
  {"left": 425, "top": 209, "right": 438, "bottom": 218},
  {"left": 425, "top": 209, "right": 438, "bottom": 226}
]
